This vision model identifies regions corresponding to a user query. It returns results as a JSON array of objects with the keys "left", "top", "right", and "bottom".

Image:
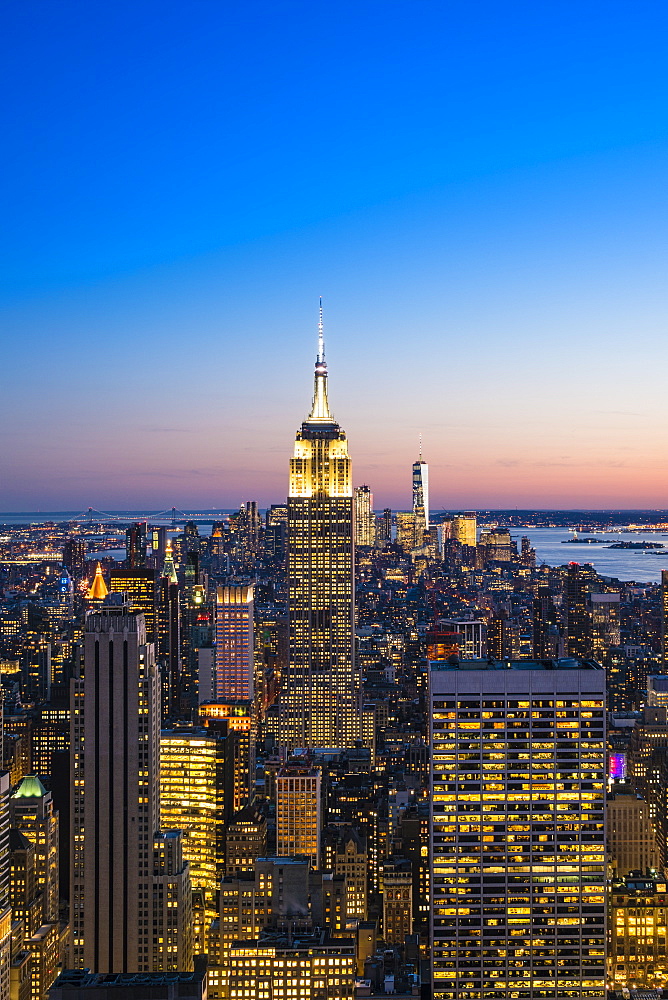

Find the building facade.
[
  {"left": 214, "top": 586, "right": 255, "bottom": 702},
  {"left": 353, "top": 486, "right": 375, "bottom": 548},
  {"left": 282, "top": 306, "right": 359, "bottom": 750},
  {"left": 71, "top": 609, "right": 192, "bottom": 974},
  {"left": 275, "top": 765, "right": 321, "bottom": 869},
  {"left": 430, "top": 658, "right": 606, "bottom": 1000},
  {"left": 412, "top": 454, "right": 429, "bottom": 532}
]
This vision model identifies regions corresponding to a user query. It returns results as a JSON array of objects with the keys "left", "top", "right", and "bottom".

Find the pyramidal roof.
[
  {"left": 87, "top": 562, "right": 108, "bottom": 600},
  {"left": 12, "top": 775, "right": 47, "bottom": 799}
]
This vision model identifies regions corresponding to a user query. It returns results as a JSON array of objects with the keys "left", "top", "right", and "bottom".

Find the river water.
[
  {"left": 2, "top": 512, "right": 667, "bottom": 584},
  {"left": 510, "top": 527, "right": 668, "bottom": 584}
]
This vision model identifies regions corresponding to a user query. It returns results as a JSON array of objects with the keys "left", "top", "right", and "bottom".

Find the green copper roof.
[{"left": 12, "top": 775, "right": 47, "bottom": 799}]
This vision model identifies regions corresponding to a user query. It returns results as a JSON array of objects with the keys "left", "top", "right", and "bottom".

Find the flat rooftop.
[{"left": 430, "top": 657, "right": 603, "bottom": 672}]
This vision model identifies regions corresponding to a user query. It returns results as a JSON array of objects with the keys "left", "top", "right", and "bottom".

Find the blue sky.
[{"left": 3, "top": 1, "right": 668, "bottom": 509}]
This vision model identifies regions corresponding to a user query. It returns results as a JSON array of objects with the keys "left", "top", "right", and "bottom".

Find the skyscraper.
[
  {"left": 566, "top": 562, "right": 598, "bottom": 658},
  {"left": 275, "top": 763, "right": 322, "bottom": 869},
  {"left": 662, "top": 570, "right": 668, "bottom": 666},
  {"left": 10, "top": 775, "right": 59, "bottom": 925},
  {"left": 451, "top": 511, "right": 477, "bottom": 548},
  {"left": 354, "top": 485, "right": 375, "bottom": 547},
  {"left": 125, "top": 522, "right": 148, "bottom": 569},
  {"left": 430, "top": 657, "right": 606, "bottom": 999},
  {"left": 282, "top": 303, "right": 359, "bottom": 750},
  {"left": 412, "top": 446, "right": 429, "bottom": 531},
  {"left": 214, "top": 585, "right": 254, "bottom": 701},
  {"left": 72, "top": 608, "right": 192, "bottom": 973}
]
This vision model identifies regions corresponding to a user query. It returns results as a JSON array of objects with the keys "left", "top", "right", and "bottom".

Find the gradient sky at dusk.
[{"left": 3, "top": 1, "right": 668, "bottom": 511}]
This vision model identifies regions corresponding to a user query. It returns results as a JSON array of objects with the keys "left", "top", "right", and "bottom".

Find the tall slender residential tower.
[{"left": 282, "top": 302, "right": 360, "bottom": 750}]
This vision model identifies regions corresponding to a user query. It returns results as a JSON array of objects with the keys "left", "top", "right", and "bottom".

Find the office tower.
[
  {"left": 214, "top": 586, "right": 254, "bottom": 701},
  {"left": 125, "top": 522, "right": 147, "bottom": 569},
  {"left": 180, "top": 556, "right": 208, "bottom": 710},
  {"left": 9, "top": 821, "right": 60, "bottom": 998},
  {"left": 72, "top": 609, "right": 159, "bottom": 971},
  {"left": 354, "top": 485, "right": 375, "bottom": 547},
  {"left": 430, "top": 657, "right": 606, "bottom": 1000},
  {"left": 275, "top": 764, "right": 321, "bottom": 868},
  {"left": 451, "top": 511, "right": 477, "bottom": 548},
  {"left": 183, "top": 521, "right": 200, "bottom": 555},
  {"left": 395, "top": 512, "right": 417, "bottom": 553},
  {"left": 264, "top": 505, "right": 288, "bottom": 565},
  {"left": 158, "top": 544, "right": 181, "bottom": 720},
  {"left": 151, "top": 832, "right": 193, "bottom": 971},
  {"left": 0, "top": 773, "right": 11, "bottom": 1000},
  {"left": 413, "top": 448, "right": 429, "bottom": 530},
  {"left": 62, "top": 538, "right": 86, "bottom": 580},
  {"left": 609, "top": 873, "right": 668, "bottom": 990},
  {"left": 72, "top": 609, "right": 192, "bottom": 973},
  {"left": 224, "top": 804, "right": 267, "bottom": 878},
  {"left": 150, "top": 526, "right": 168, "bottom": 566},
  {"left": 108, "top": 568, "right": 157, "bottom": 643},
  {"left": 199, "top": 702, "right": 255, "bottom": 814},
  {"left": 376, "top": 508, "right": 392, "bottom": 548},
  {"left": 9, "top": 776, "right": 59, "bottom": 925},
  {"left": 607, "top": 781, "right": 659, "bottom": 875},
  {"left": 566, "top": 562, "right": 599, "bottom": 658},
  {"left": 486, "top": 609, "right": 507, "bottom": 659},
  {"left": 590, "top": 592, "right": 620, "bottom": 655},
  {"left": 478, "top": 526, "right": 517, "bottom": 564},
  {"left": 442, "top": 619, "right": 485, "bottom": 658},
  {"left": 662, "top": 570, "right": 668, "bottom": 666},
  {"left": 399, "top": 803, "right": 430, "bottom": 940},
  {"left": 283, "top": 304, "right": 359, "bottom": 750},
  {"left": 160, "top": 726, "right": 230, "bottom": 900},
  {"left": 32, "top": 702, "right": 70, "bottom": 779},
  {"left": 533, "top": 587, "right": 561, "bottom": 659},
  {"left": 9, "top": 829, "right": 41, "bottom": 938},
  {"left": 229, "top": 502, "right": 261, "bottom": 574}
]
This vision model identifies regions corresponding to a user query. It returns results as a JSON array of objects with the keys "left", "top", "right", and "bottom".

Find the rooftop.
[{"left": 430, "top": 657, "right": 603, "bottom": 672}]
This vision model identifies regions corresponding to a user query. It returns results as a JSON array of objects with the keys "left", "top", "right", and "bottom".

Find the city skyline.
[{"left": 4, "top": 3, "right": 668, "bottom": 510}]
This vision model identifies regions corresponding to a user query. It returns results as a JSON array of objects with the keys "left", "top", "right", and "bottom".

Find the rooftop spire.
[
  {"left": 307, "top": 297, "right": 333, "bottom": 422},
  {"left": 87, "top": 561, "right": 108, "bottom": 601},
  {"left": 318, "top": 295, "right": 325, "bottom": 363},
  {"left": 162, "top": 539, "right": 178, "bottom": 585}
]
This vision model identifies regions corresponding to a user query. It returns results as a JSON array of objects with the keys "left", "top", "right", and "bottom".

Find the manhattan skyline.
[{"left": 3, "top": 2, "right": 668, "bottom": 510}]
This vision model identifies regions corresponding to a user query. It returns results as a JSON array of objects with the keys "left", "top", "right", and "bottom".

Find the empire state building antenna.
[{"left": 318, "top": 295, "right": 325, "bottom": 364}]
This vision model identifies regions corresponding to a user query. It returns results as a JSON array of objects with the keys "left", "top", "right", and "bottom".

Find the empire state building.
[{"left": 281, "top": 304, "right": 360, "bottom": 750}]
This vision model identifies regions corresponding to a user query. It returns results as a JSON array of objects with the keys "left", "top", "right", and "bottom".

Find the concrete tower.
[{"left": 71, "top": 608, "right": 192, "bottom": 973}]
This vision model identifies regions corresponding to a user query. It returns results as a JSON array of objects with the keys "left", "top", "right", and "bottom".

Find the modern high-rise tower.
[
  {"left": 214, "top": 585, "right": 255, "bottom": 701},
  {"left": 354, "top": 485, "right": 375, "bottom": 547},
  {"left": 412, "top": 445, "right": 429, "bottom": 531},
  {"left": 282, "top": 303, "right": 360, "bottom": 750},
  {"left": 430, "top": 657, "right": 606, "bottom": 999}
]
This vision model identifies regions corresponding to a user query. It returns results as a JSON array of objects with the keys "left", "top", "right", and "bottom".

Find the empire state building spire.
[{"left": 307, "top": 297, "right": 333, "bottom": 423}]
